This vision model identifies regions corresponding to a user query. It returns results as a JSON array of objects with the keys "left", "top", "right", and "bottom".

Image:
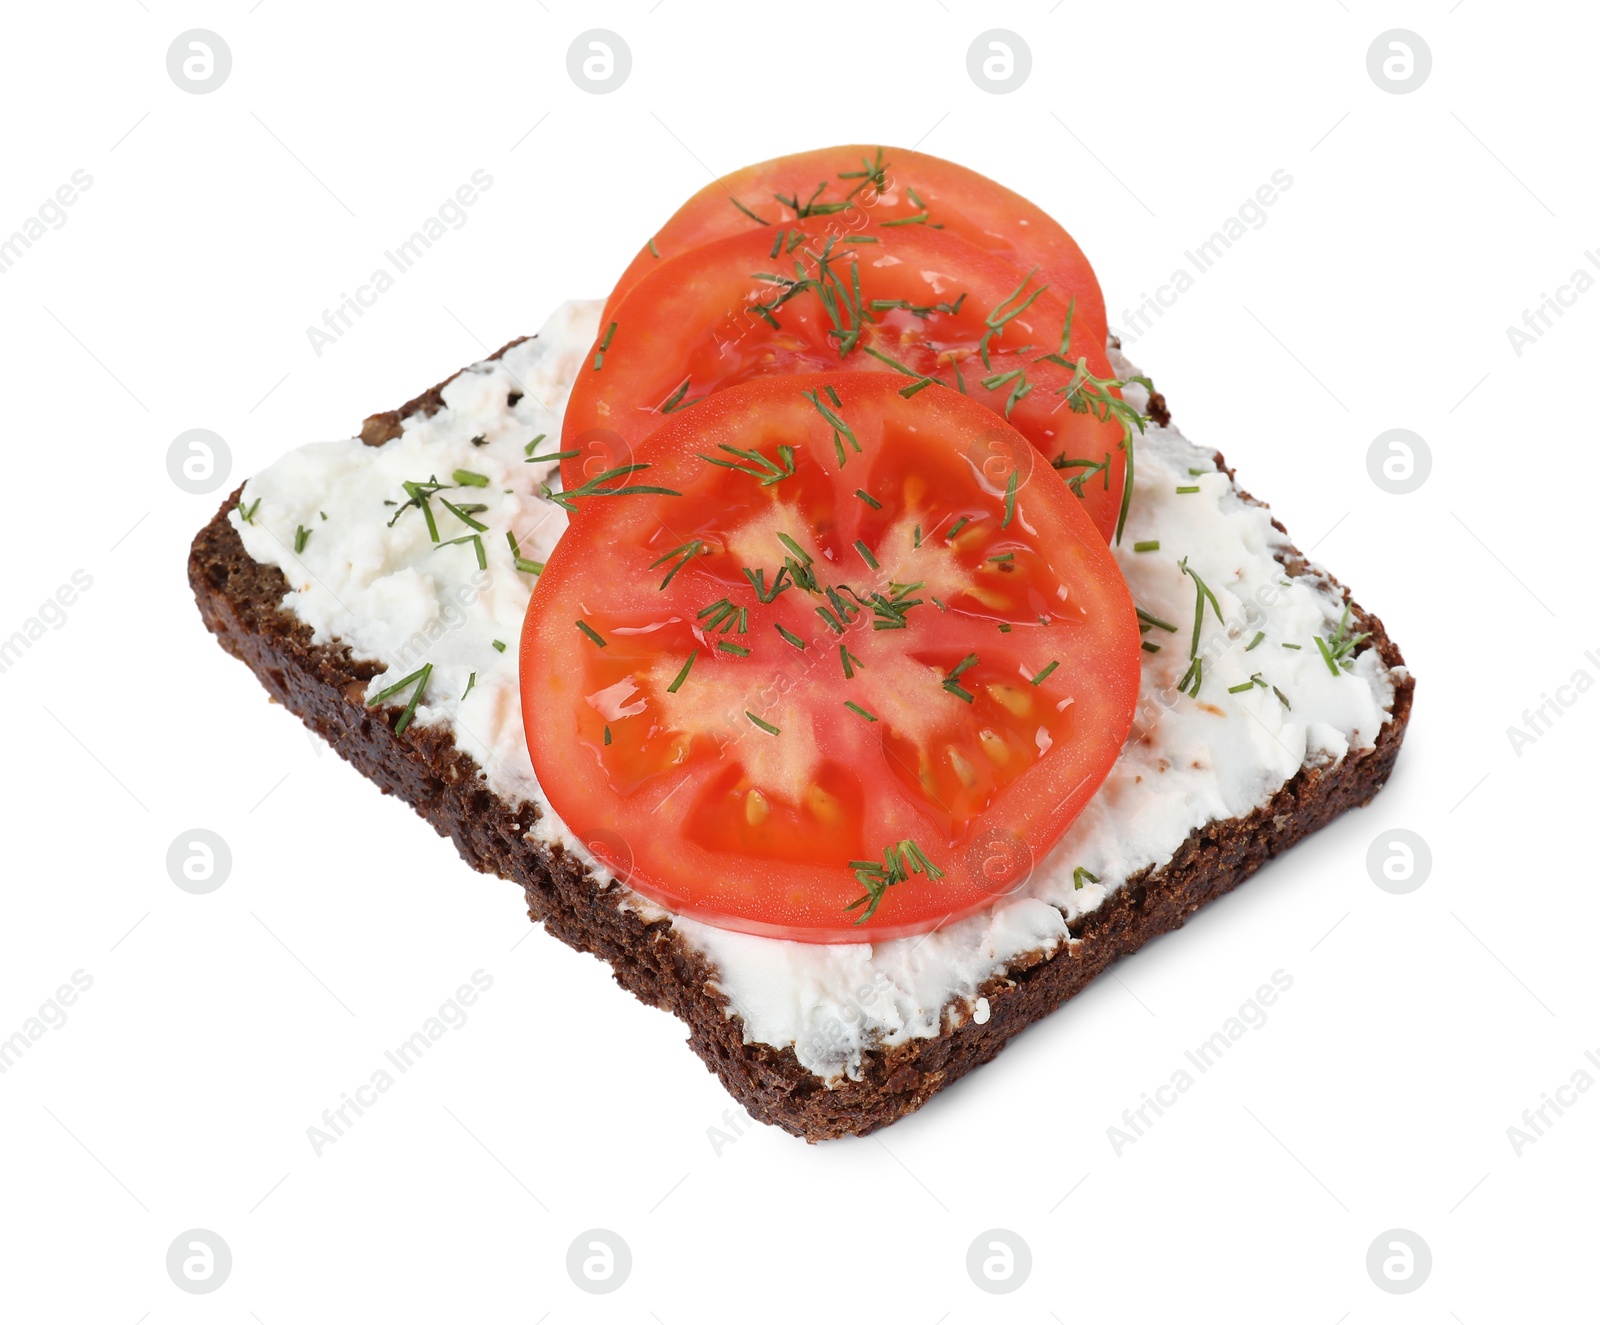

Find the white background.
[{"left": 1, "top": 1, "right": 1595, "bottom": 1320}]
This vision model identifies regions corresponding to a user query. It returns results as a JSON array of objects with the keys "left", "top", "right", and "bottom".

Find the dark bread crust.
[{"left": 188, "top": 340, "right": 1413, "bottom": 1142}]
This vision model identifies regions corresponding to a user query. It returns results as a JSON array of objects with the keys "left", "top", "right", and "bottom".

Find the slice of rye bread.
[{"left": 189, "top": 335, "right": 1415, "bottom": 1142}]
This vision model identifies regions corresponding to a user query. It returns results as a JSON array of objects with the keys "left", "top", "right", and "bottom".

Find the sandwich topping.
[
  {"left": 520, "top": 373, "right": 1140, "bottom": 940},
  {"left": 231, "top": 297, "right": 1397, "bottom": 1076},
  {"left": 228, "top": 146, "right": 1398, "bottom": 1071}
]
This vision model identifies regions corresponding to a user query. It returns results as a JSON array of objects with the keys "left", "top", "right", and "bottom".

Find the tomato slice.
[
  {"left": 564, "top": 226, "right": 1137, "bottom": 543},
  {"left": 523, "top": 374, "right": 1140, "bottom": 942},
  {"left": 604, "top": 145, "right": 1108, "bottom": 353}
]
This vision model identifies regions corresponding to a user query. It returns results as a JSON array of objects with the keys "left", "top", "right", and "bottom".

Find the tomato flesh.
[
  {"left": 522, "top": 374, "right": 1140, "bottom": 942},
  {"left": 604, "top": 145, "right": 1108, "bottom": 353},
  {"left": 566, "top": 225, "right": 1134, "bottom": 543}
]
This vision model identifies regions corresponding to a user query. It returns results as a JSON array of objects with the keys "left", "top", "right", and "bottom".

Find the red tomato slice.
[
  {"left": 523, "top": 374, "right": 1140, "bottom": 942},
  {"left": 604, "top": 145, "right": 1108, "bottom": 353},
  {"left": 564, "top": 226, "right": 1139, "bottom": 544}
]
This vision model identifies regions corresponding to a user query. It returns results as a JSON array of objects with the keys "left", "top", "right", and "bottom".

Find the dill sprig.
[
  {"left": 541, "top": 463, "right": 680, "bottom": 513},
  {"left": 659, "top": 376, "right": 702, "bottom": 415},
  {"left": 1052, "top": 452, "right": 1111, "bottom": 497},
  {"left": 388, "top": 478, "right": 450, "bottom": 541},
  {"left": 506, "top": 530, "right": 544, "bottom": 575},
  {"left": 859, "top": 344, "right": 943, "bottom": 398},
  {"left": 438, "top": 532, "right": 487, "bottom": 569},
  {"left": 742, "top": 565, "right": 791, "bottom": 603},
  {"left": 591, "top": 321, "right": 617, "bottom": 371},
  {"left": 1179, "top": 557, "right": 1223, "bottom": 659},
  {"left": 698, "top": 598, "right": 749, "bottom": 634},
  {"left": 650, "top": 539, "right": 704, "bottom": 589},
  {"left": 699, "top": 441, "right": 796, "bottom": 486},
  {"left": 836, "top": 148, "right": 891, "bottom": 196},
  {"left": 774, "top": 179, "right": 854, "bottom": 219},
  {"left": 845, "top": 840, "right": 945, "bottom": 924},
  {"left": 1318, "top": 605, "right": 1371, "bottom": 675},
  {"left": 868, "top": 293, "right": 967, "bottom": 318},
  {"left": 1052, "top": 356, "right": 1149, "bottom": 546},
  {"left": 942, "top": 653, "right": 979, "bottom": 703},
  {"left": 667, "top": 650, "right": 697, "bottom": 694},
  {"left": 729, "top": 195, "right": 770, "bottom": 226},
  {"left": 1176, "top": 556, "right": 1223, "bottom": 698},
  {"left": 439, "top": 497, "right": 487, "bottom": 532},
  {"left": 801, "top": 386, "right": 861, "bottom": 467},
  {"left": 978, "top": 268, "right": 1049, "bottom": 370},
  {"left": 367, "top": 663, "right": 432, "bottom": 736},
  {"left": 981, "top": 366, "right": 1033, "bottom": 419},
  {"left": 868, "top": 581, "right": 924, "bottom": 631}
]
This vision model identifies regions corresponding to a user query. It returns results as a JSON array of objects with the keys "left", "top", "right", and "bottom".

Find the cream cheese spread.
[{"left": 234, "top": 299, "right": 1398, "bottom": 1082}]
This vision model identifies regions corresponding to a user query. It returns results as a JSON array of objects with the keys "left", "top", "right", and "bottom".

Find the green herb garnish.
[
  {"left": 367, "top": 663, "right": 432, "bottom": 736},
  {"left": 700, "top": 441, "right": 796, "bottom": 486},
  {"left": 542, "top": 463, "right": 680, "bottom": 513},
  {"left": 801, "top": 386, "right": 861, "bottom": 467},
  {"left": 1001, "top": 470, "right": 1019, "bottom": 529},
  {"left": 506, "top": 529, "right": 544, "bottom": 575},
  {"left": 650, "top": 539, "right": 704, "bottom": 589},
  {"left": 667, "top": 650, "right": 697, "bottom": 693},
  {"left": 438, "top": 532, "right": 487, "bottom": 569},
  {"left": 943, "top": 653, "right": 979, "bottom": 703},
  {"left": 846, "top": 840, "right": 944, "bottom": 924},
  {"left": 591, "top": 320, "right": 617, "bottom": 371}
]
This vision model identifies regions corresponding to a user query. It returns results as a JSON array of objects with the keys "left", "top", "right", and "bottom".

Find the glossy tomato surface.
[
  {"left": 604, "top": 145, "right": 1108, "bottom": 352},
  {"left": 564, "top": 226, "right": 1138, "bottom": 543},
  {"left": 523, "top": 374, "right": 1140, "bottom": 942}
]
